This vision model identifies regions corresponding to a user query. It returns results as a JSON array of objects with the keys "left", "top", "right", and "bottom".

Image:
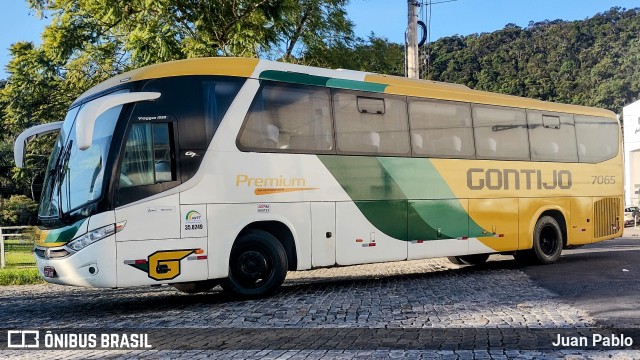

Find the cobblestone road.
[{"left": 1, "top": 257, "right": 639, "bottom": 359}]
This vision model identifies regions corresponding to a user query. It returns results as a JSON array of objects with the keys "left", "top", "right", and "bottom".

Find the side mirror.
[
  {"left": 14, "top": 121, "right": 64, "bottom": 168},
  {"left": 76, "top": 92, "right": 161, "bottom": 150}
]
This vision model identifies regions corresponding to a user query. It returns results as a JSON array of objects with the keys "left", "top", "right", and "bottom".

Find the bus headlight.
[{"left": 67, "top": 222, "right": 125, "bottom": 251}]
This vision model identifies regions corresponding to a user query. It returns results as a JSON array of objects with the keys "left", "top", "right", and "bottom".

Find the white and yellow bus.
[{"left": 14, "top": 58, "right": 623, "bottom": 298}]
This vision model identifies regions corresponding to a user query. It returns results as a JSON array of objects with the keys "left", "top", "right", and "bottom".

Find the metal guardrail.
[{"left": 0, "top": 226, "right": 32, "bottom": 268}]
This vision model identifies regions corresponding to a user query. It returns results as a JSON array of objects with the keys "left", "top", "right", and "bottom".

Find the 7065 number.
[{"left": 592, "top": 175, "right": 615, "bottom": 184}]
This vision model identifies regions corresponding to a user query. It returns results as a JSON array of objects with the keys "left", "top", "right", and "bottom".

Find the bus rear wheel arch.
[
  {"left": 220, "top": 229, "right": 288, "bottom": 299},
  {"left": 515, "top": 214, "right": 564, "bottom": 265}
]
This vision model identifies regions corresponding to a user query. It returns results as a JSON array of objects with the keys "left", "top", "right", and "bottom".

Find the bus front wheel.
[
  {"left": 221, "top": 229, "right": 288, "bottom": 299},
  {"left": 516, "top": 216, "right": 563, "bottom": 265}
]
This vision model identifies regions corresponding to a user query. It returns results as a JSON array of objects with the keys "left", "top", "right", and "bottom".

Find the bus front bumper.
[{"left": 34, "top": 235, "right": 117, "bottom": 288}]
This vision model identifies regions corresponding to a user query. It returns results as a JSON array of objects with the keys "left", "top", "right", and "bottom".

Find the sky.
[{"left": 0, "top": 0, "right": 639, "bottom": 79}]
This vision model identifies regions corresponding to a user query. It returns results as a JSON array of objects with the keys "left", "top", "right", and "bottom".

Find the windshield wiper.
[{"left": 54, "top": 140, "right": 73, "bottom": 220}]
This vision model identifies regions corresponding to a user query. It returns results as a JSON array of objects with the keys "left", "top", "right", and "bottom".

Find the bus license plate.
[{"left": 43, "top": 266, "right": 56, "bottom": 278}]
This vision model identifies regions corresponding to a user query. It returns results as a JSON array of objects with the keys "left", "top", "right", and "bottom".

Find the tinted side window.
[
  {"left": 120, "top": 123, "right": 176, "bottom": 188},
  {"left": 203, "top": 80, "right": 245, "bottom": 140},
  {"left": 138, "top": 76, "right": 244, "bottom": 150},
  {"left": 238, "top": 82, "right": 333, "bottom": 153},
  {"left": 135, "top": 76, "right": 244, "bottom": 182},
  {"left": 527, "top": 111, "right": 578, "bottom": 162},
  {"left": 334, "top": 91, "right": 409, "bottom": 155},
  {"left": 409, "top": 99, "right": 474, "bottom": 158},
  {"left": 472, "top": 105, "right": 529, "bottom": 160},
  {"left": 575, "top": 115, "right": 619, "bottom": 163}
]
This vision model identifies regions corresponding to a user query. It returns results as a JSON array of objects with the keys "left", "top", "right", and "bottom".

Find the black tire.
[
  {"left": 172, "top": 279, "right": 219, "bottom": 294},
  {"left": 220, "top": 229, "right": 288, "bottom": 299},
  {"left": 531, "top": 215, "right": 563, "bottom": 264},
  {"left": 448, "top": 254, "right": 490, "bottom": 266},
  {"left": 513, "top": 250, "right": 535, "bottom": 264}
]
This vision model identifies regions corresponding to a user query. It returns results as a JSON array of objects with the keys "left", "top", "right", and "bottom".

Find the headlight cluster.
[{"left": 66, "top": 224, "right": 116, "bottom": 251}]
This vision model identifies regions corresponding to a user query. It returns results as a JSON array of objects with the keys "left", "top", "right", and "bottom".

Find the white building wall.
[{"left": 623, "top": 100, "right": 640, "bottom": 206}]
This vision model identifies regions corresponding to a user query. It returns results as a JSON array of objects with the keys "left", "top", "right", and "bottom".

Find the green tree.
[
  {"left": 304, "top": 34, "right": 404, "bottom": 76},
  {"left": 278, "top": 0, "right": 352, "bottom": 62},
  {"left": 425, "top": 7, "right": 640, "bottom": 114},
  {"left": 0, "top": 195, "right": 38, "bottom": 226},
  {"left": 2, "top": 0, "right": 354, "bottom": 198}
]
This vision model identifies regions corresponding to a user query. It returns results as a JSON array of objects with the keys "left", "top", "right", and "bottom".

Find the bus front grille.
[{"left": 593, "top": 197, "right": 620, "bottom": 239}]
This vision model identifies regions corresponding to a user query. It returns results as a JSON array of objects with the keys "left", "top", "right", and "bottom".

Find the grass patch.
[
  {"left": 0, "top": 267, "right": 43, "bottom": 286},
  {"left": 5, "top": 251, "right": 36, "bottom": 267}
]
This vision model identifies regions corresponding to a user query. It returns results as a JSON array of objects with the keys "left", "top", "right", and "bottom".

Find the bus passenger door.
[
  {"left": 311, "top": 202, "right": 336, "bottom": 267},
  {"left": 335, "top": 200, "right": 407, "bottom": 265},
  {"left": 114, "top": 120, "right": 206, "bottom": 286},
  {"left": 114, "top": 121, "right": 182, "bottom": 242}
]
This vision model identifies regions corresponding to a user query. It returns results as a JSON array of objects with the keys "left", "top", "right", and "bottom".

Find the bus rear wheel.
[
  {"left": 447, "top": 254, "right": 490, "bottom": 266},
  {"left": 516, "top": 216, "right": 563, "bottom": 265},
  {"left": 220, "top": 229, "right": 288, "bottom": 299}
]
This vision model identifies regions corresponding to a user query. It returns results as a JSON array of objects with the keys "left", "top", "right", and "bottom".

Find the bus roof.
[{"left": 77, "top": 57, "right": 615, "bottom": 119}]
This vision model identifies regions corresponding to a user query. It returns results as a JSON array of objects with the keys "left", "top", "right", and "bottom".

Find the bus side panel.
[
  {"left": 517, "top": 198, "right": 570, "bottom": 250},
  {"left": 115, "top": 193, "right": 181, "bottom": 241},
  {"left": 569, "top": 197, "right": 593, "bottom": 245},
  {"left": 335, "top": 201, "right": 407, "bottom": 266},
  {"left": 407, "top": 199, "right": 469, "bottom": 260},
  {"left": 311, "top": 202, "right": 336, "bottom": 267},
  {"left": 116, "top": 237, "right": 208, "bottom": 287},
  {"left": 207, "top": 202, "right": 312, "bottom": 279},
  {"left": 469, "top": 198, "right": 519, "bottom": 253}
]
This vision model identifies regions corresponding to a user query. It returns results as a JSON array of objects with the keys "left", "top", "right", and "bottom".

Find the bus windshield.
[{"left": 39, "top": 95, "right": 124, "bottom": 218}]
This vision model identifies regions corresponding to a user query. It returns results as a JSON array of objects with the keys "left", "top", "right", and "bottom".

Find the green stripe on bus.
[
  {"left": 409, "top": 200, "right": 466, "bottom": 240},
  {"left": 319, "top": 156, "right": 406, "bottom": 201},
  {"left": 259, "top": 70, "right": 330, "bottom": 87},
  {"left": 319, "top": 156, "right": 407, "bottom": 239},
  {"left": 376, "top": 157, "right": 485, "bottom": 238},
  {"left": 44, "top": 219, "right": 86, "bottom": 244},
  {"left": 326, "top": 78, "right": 387, "bottom": 92},
  {"left": 319, "top": 156, "right": 486, "bottom": 241},
  {"left": 258, "top": 70, "right": 387, "bottom": 92}
]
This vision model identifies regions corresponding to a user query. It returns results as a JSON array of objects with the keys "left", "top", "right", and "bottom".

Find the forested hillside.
[{"left": 306, "top": 7, "right": 640, "bottom": 114}]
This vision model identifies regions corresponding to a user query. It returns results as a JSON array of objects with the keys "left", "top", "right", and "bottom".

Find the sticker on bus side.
[
  {"left": 124, "top": 249, "right": 204, "bottom": 281},
  {"left": 181, "top": 205, "right": 207, "bottom": 238}
]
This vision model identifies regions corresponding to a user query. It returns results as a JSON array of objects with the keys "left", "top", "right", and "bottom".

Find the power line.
[
  {"left": 418, "top": 0, "right": 459, "bottom": 78},
  {"left": 430, "top": 0, "right": 458, "bottom": 4}
]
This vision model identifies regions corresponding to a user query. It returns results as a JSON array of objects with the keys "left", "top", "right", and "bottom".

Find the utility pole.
[{"left": 406, "top": 0, "right": 419, "bottom": 79}]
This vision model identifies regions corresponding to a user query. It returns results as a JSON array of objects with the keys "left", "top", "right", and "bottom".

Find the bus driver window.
[{"left": 120, "top": 123, "right": 174, "bottom": 188}]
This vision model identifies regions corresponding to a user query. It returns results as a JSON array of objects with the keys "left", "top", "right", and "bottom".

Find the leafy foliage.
[
  {"left": 424, "top": 7, "right": 640, "bottom": 113},
  {"left": 0, "top": 195, "right": 38, "bottom": 226},
  {"left": 2, "top": 0, "right": 353, "bottom": 198},
  {"left": 304, "top": 34, "right": 404, "bottom": 75},
  {"left": 304, "top": 7, "right": 640, "bottom": 115}
]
